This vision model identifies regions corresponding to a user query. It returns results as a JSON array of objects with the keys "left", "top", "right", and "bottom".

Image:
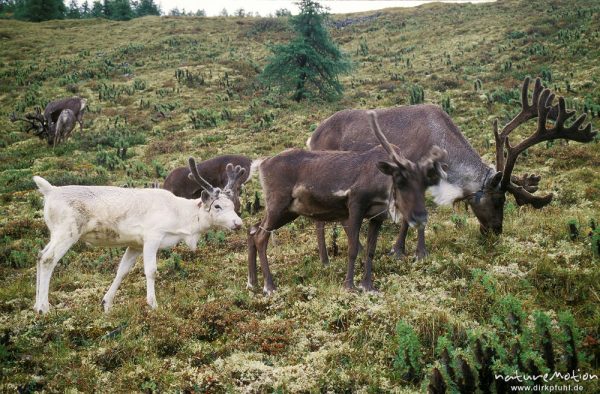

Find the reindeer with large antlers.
[
  {"left": 32, "top": 157, "right": 244, "bottom": 314},
  {"left": 10, "top": 97, "right": 86, "bottom": 147},
  {"left": 248, "top": 111, "right": 447, "bottom": 294},
  {"left": 308, "top": 77, "right": 595, "bottom": 254}
]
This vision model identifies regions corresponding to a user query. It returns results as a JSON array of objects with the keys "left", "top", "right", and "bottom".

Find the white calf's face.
[{"left": 205, "top": 194, "right": 243, "bottom": 230}]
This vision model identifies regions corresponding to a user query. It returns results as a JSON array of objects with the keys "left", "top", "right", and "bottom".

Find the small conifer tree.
[
  {"left": 260, "top": 0, "right": 351, "bottom": 101},
  {"left": 15, "top": 0, "right": 66, "bottom": 21}
]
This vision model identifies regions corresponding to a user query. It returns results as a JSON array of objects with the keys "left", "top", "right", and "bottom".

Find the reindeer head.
[
  {"left": 368, "top": 111, "right": 448, "bottom": 228},
  {"left": 188, "top": 157, "right": 244, "bottom": 231},
  {"left": 469, "top": 77, "right": 595, "bottom": 235},
  {"left": 10, "top": 108, "right": 49, "bottom": 142}
]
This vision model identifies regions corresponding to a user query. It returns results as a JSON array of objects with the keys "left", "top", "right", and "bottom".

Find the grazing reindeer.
[
  {"left": 10, "top": 97, "right": 87, "bottom": 146},
  {"left": 32, "top": 157, "right": 245, "bottom": 314},
  {"left": 51, "top": 109, "right": 77, "bottom": 147},
  {"left": 248, "top": 111, "right": 447, "bottom": 294},
  {"left": 164, "top": 154, "right": 255, "bottom": 214},
  {"left": 309, "top": 77, "right": 595, "bottom": 259},
  {"left": 44, "top": 97, "right": 87, "bottom": 133}
]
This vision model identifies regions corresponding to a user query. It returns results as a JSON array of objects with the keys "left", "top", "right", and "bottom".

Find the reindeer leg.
[
  {"left": 341, "top": 220, "right": 364, "bottom": 255},
  {"left": 255, "top": 227, "right": 275, "bottom": 295},
  {"left": 360, "top": 219, "right": 383, "bottom": 292},
  {"left": 247, "top": 223, "right": 259, "bottom": 290},
  {"left": 253, "top": 208, "right": 298, "bottom": 295},
  {"left": 390, "top": 220, "right": 410, "bottom": 258},
  {"left": 102, "top": 247, "right": 141, "bottom": 312},
  {"left": 142, "top": 239, "right": 161, "bottom": 309},
  {"left": 315, "top": 221, "right": 329, "bottom": 265},
  {"left": 415, "top": 226, "right": 428, "bottom": 260},
  {"left": 35, "top": 231, "right": 78, "bottom": 314},
  {"left": 343, "top": 213, "right": 363, "bottom": 291}
]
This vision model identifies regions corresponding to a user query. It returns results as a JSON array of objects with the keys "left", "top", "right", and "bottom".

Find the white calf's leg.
[
  {"left": 102, "top": 247, "right": 141, "bottom": 312},
  {"left": 35, "top": 235, "right": 78, "bottom": 313},
  {"left": 142, "top": 241, "right": 160, "bottom": 309}
]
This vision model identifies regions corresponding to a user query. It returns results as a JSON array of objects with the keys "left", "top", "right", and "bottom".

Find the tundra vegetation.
[{"left": 0, "top": 0, "right": 599, "bottom": 391}]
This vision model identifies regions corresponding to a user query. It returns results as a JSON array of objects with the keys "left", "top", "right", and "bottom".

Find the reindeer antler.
[
  {"left": 367, "top": 110, "right": 411, "bottom": 167},
  {"left": 10, "top": 110, "right": 47, "bottom": 138},
  {"left": 223, "top": 163, "right": 246, "bottom": 192},
  {"left": 188, "top": 157, "right": 215, "bottom": 193},
  {"left": 494, "top": 77, "right": 596, "bottom": 207}
]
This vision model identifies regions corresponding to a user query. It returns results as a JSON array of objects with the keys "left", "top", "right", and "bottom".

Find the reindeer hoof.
[
  {"left": 102, "top": 298, "right": 112, "bottom": 312},
  {"left": 388, "top": 248, "right": 405, "bottom": 259},
  {"left": 359, "top": 281, "right": 378, "bottom": 293},
  {"left": 343, "top": 282, "right": 357, "bottom": 292},
  {"left": 147, "top": 298, "right": 158, "bottom": 309},
  {"left": 34, "top": 303, "right": 49, "bottom": 314},
  {"left": 415, "top": 250, "right": 429, "bottom": 261},
  {"left": 263, "top": 286, "right": 276, "bottom": 296}
]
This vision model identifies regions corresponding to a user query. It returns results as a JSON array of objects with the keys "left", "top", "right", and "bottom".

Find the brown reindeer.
[
  {"left": 163, "top": 155, "right": 255, "bottom": 214},
  {"left": 44, "top": 97, "right": 87, "bottom": 133},
  {"left": 308, "top": 77, "right": 595, "bottom": 261},
  {"left": 248, "top": 111, "right": 447, "bottom": 294},
  {"left": 9, "top": 97, "right": 87, "bottom": 146}
]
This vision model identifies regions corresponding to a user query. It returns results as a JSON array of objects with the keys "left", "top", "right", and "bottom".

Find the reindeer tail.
[
  {"left": 248, "top": 159, "right": 264, "bottom": 181},
  {"left": 33, "top": 176, "right": 54, "bottom": 195}
]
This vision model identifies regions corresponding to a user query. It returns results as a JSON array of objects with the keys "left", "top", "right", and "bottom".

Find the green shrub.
[{"left": 393, "top": 320, "right": 422, "bottom": 383}]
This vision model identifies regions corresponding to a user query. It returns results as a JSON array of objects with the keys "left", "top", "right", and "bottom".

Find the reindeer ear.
[
  {"left": 420, "top": 146, "right": 448, "bottom": 185},
  {"left": 200, "top": 190, "right": 212, "bottom": 205},
  {"left": 376, "top": 161, "right": 399, "bottom": 175},
  {"left": 487, "top": 171, "right": 503, "bottom": 189}
]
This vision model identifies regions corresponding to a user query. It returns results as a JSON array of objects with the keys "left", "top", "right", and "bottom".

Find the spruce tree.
[
  {"left": 67, "top": 0, "right": 81, "bottom": 19},
  {"left": 109, "top": 0, "right": 133, "bottom": 20},
  {"left": 135, "top": 0, "right": 160, "bottom": 17},
  {"left": 260, "top": 0, "right": 351, "bottom": 101},
  {"left": 15, "top": 0, "right": 66, "bottom": 22},
  {"left": 90, "top": 1, "right": 103, "bottom": 17},
  {"left": 80, "top": 0, "right": 90, "bottom": 18}
]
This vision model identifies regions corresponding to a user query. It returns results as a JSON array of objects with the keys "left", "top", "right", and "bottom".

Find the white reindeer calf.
[{"left": 33, "top": 158, "right": 245, "bottom": 313}]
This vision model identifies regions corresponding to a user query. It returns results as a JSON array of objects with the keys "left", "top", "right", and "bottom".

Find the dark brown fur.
[
  {"left": 163, "top": 155, "right": 252, "bottom": 213},
  {"left": 309, "top": 78, "right": 595, "bottom": 239},
  {"left": 248, "top": 124, "right": 446, "bottom": 294},
  {"left": 44, "top": 97, "right": 87, "bottom": 132}
]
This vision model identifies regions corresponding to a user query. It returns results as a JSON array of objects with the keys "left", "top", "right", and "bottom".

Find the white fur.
[
  {"left": 79, "top": 98, "right": 87, "bottom": 112},
  {"left": 333, "top": 188, "right": 350, "bottom": 197},
  {"left": 387, "top": 200, "right": 402, "bottom": 224},
  {"left": 249, "top": 159, "right": 264, "bottom": 181},
  {"left": 32, "top": 176, "right": 242, "bottom": 314},
  {"left": 306, "top": 136, "right": 312, "bottom": 149},
  {"left": 429, "top": 179, "right": 464, "bottom": 206}
]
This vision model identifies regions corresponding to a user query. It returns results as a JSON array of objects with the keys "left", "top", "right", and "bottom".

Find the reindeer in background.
[{"left": 10, "top": 97, "right": 87, "bottom": 147}]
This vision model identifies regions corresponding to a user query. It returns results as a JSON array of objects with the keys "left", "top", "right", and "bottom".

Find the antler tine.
[
  {"left": 511, "top": 173, "right": 540, "bottom": 193},
  {"left": 500, "top": 89, "right": 595, "bottom": 191},
  {"left": 367, "top": 110, "right": 408, "bottom": 166},
  {"left": 9, "top": 112, "right": 42, "bottom": 133},
  {"left": 223, "top": 163, "right": 246, "bottom": 192},
  {"left": 498, "top": 78, "right": 596, "bottom": 193},
  {"left": 497, "top": 77, "right": 545, "bottom": 140},
  {"left": 507, "top": 183, "right": 553, "bottom": 208},
  {"left": 493, "top": 119, "right": 504, "bottom": 171},
  {"left": 187, "top": 157, "right": 215, "bottom": 192}
]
